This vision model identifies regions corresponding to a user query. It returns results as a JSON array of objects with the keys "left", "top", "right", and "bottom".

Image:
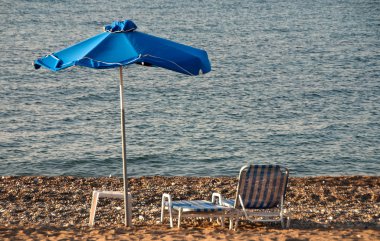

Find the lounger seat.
[{"left": 169, "top": 200, "right": 228, "bottom": 212}]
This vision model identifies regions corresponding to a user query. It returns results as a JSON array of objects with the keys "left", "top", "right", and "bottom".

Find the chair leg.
[
  {"left": 280, "top": 215, "right": 291, "bottom": 229},
  {"left": 280, "top": 214, "right": 290, "bottom": 229},
  {"left": 234, "top": 217, "right": 239, "bottom": 230},
  {"left": 286, "top": 216, "right": 290, "bottom": 228},
  {"left": 89, "top": 191, "right": 100, "bottom": 226}
]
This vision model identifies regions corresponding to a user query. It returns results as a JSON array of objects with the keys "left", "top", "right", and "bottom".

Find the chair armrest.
[{"left": 211, "top": 192, "right": 223, "bottom": 205}]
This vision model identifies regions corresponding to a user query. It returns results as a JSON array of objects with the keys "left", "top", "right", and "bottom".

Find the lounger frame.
[{"left": 160, "top": 193, "right": 235, "bottom": 229}]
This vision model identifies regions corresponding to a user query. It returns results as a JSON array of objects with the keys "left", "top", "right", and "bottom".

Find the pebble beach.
[{"left": 0, "top": 175, "right": 379, "bottom": 240}]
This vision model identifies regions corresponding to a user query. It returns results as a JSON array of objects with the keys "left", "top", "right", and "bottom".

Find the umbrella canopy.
[
  {"left": 34, "top": 20, "right": 211, "bottom": 75},
  {"left": 34, "top": 19, "right": 211, "bottom": 227}
]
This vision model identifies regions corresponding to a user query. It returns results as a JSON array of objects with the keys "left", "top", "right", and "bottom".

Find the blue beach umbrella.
[{"left": 34, "top": 19, "right": 211, "bottom": 227}]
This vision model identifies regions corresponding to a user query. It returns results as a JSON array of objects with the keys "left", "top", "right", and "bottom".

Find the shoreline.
[{"left": 1, "top": 175, "right": 379, "bottom": 240}]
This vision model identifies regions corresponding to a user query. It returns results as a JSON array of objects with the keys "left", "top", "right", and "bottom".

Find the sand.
[{"left": 0, "top": 175, "right": 379, "bottom": 240}]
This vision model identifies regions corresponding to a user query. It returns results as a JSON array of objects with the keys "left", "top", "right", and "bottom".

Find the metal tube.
[{"left": 119, "top": 66, "right": 132, "bottom": 226}]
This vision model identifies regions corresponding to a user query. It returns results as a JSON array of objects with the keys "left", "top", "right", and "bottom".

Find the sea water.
[{"left": 0, "top": 0, "right": 379, "bottom": 177}]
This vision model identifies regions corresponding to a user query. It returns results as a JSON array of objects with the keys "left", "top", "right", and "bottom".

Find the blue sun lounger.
[{"left": 160, "top": 193, "right": 233, "bottom": 229}]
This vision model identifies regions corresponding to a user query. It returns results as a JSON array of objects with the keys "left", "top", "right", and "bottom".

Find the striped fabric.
[
  {"left": 233, "top": 165, "right": 289, "bottom": 209},
  {"left": 168, "top": 200, "right": 229, "bottom": 212},
  {"left": 221, "top": 199, "right": 235, "bottom": 208}
]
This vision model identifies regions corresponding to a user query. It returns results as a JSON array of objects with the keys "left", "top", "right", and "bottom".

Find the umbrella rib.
[
  {"left": 80, "top": 54, "right": 196, "bottom": 75},
  {"left": 80, "top": 56, "right": 142, "bottom": 67},
  {"left": 141, "top": 54, "right": 195, "bottom": 75}
]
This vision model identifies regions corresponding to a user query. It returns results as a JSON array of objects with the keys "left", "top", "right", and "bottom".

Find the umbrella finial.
[{"left": 104, "top": 20, "right": 137, "bottom": 33}]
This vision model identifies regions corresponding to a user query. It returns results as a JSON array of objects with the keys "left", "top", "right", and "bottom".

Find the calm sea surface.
[{"left": 0, "top": 0, "right": 379, "bottom": 177}]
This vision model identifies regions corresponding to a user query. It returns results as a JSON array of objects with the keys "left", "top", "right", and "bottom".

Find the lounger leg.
[
  {"left": 160, "top": 195, "right": 165, "bottom": 223},
  {"left": 178, "top": 208, "right": 183, "bottom": 229},
  {"left": 89, "top": 191, "right": 100, "bottom": 226},
  {"left": 161, "top": 194, "right": 174, "bottom": 228},
  {"left": 169, "top": 207, "right": 174, "bottom": 228}
]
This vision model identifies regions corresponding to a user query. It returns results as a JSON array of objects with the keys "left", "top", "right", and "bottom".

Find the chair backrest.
[{"left": 234, "top": 165, "right": 289, "bottom": 209}]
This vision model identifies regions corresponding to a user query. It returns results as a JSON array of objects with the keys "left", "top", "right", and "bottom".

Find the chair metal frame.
[{"left": 215, "top": 165, "right": 290, "bottom": 229}]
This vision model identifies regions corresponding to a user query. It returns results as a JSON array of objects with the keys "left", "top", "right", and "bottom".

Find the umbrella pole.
[{"left": 119, "top": 66, "right": 132, "bottom": 227}]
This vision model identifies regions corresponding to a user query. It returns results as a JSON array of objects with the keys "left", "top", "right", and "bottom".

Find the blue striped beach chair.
[
  {"left": 214, "top": 165, "right": 290, "bottom": 229},
  {"left": 160, "top": 193, "right": 233, "bottom": 229}
]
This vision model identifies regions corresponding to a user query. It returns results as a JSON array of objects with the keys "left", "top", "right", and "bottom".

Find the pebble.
[{"left": 0, "top": 176, "right": 378, "bottom": 228}]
